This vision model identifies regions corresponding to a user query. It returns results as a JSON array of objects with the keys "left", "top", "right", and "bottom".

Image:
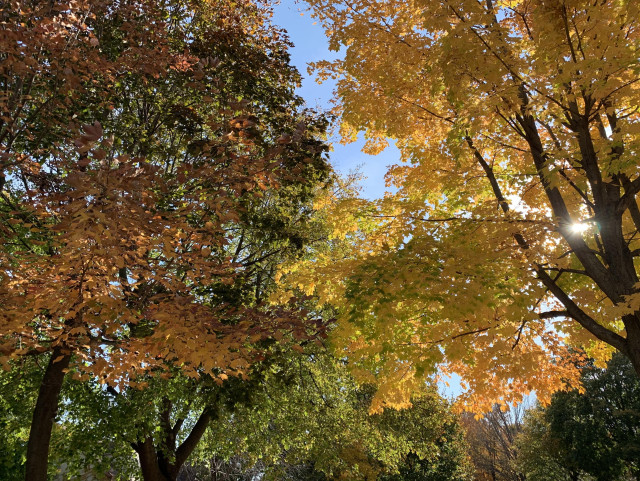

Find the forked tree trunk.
[
  {"left": 136, "top": 438, "right": 172, "bottom": 481},
  {"left": 134, "top": 406, "right": 213, "bottom": 481},
  {"left": 25, "top": 347, "right": 71, "bottom": 481}
]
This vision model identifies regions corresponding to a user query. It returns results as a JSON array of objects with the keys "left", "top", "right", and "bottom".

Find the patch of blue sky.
[{"left": 272, "top": 0, "right": 401, "bottom": 201}]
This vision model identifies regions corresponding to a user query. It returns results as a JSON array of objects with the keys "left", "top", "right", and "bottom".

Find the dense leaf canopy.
[
  {"left": 0, "top": 0, "right": 330, "bottom": 382},
  {"left": 276, "top": 0, "right": 640, "bottom": 411},
  {"left": 0, "top": 0, "right": 330, "bottom": 476}
]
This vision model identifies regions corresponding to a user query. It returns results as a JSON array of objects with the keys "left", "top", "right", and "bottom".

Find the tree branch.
[
  {"left": 538, "top": 310, "right": 569, "bottom": 319},
  {"left": 175, "top": 407, "right": 214, "bottom": 467},
  {"left": 536, "top": 268, "right": 628, "bottom": 354},
  {"left": 616, "top": 176, "right": 640, "bottom": 215}
]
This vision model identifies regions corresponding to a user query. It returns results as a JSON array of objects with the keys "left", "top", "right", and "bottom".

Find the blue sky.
[{"left": 271, "top": 0, "right": 400, "bottom": 200}]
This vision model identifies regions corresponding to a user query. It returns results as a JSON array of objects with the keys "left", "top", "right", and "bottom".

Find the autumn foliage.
[
  {"left": 4, "top": 0, "right": 640, "bottom": 477},
  {"left": 277, "top": 0, "right": 640, "bottom": 412},
  {"left": 0, "top": 0, "right": 329, "bottom": 477}
]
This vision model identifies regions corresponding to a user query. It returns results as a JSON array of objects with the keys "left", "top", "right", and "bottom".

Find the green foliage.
[
  {"left": 0, "top": 359, "right": 44, "bottom": 480},
  {"left": 200, "top": 348, "right": 473, "bottom": 481},
  {"left": 33, "top": 345, "right": 472, "bottom": 481},
  {"left": 378, "top": 428, "right": 472, "bottom": 481},
  {"left": 516, "top": 354, "right": 640, "bottom": 481},
  {"left": 53, "top": 374, "right": 215, "bottom": 479},
  {"left": 515, "top": 410, "right": 576, "bottom": 481}
]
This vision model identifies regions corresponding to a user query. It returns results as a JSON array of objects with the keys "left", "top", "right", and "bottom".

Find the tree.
[
  {"left": 277, "top": 0, "right": 640, "bottom": 410},
  {"left": 0, "top": 0, "right": 329, "bottom": 478},
  {"left": 199, "top": 349, "right": 473, "bottom": 481},
  {"left": 378, "top": 422, "right": 473, "bottom": 481},
  {"left": 516, "top": 354, "right": 640, "bottom": 481},
  {"left": 461, "top": 405, "right": 526, "bottom": 481},
  {"left": 515, "top": 409, "right": 581, "bottom": 481},
  {"left": 49, "top": 164, "right": 331, "bottom": 481},
  {"left": 45, "top": 346, "right": 472, "bottom": 481}
]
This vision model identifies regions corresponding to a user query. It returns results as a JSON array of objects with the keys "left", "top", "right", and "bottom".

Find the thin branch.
[
  {"left": 368, "top": 213, "right": 550, "bottom": 225},
  {"left": 557, "top": 168, "right": 594, "bottom": 209},
  {"left": 616, "top": 176, "right": 640, "bottom": 215},
  {"left": 395, "top": 95, "right": 455, "bottom": 124},
  {"left": 540, "top": 267, "right": 589, "bottom": 276},
  {"left": 538, "top": 310, "right": 570, "bottom": 319}
]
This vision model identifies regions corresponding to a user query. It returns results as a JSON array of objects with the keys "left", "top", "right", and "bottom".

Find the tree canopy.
[
  {"left": 276, "top": 0, "right": 640, "bottom": 411},
  {"left": 0, "top": 0, "right": 329, "bottom": 477},
  {"left": 0, "top": 344, "right": 473, "bottom": 481},
  {"left": 4, "top": 0, "right": 640, "bottom": 478},
  {"left": 517, "top": 354, "right": 640, "bottom": 481}
]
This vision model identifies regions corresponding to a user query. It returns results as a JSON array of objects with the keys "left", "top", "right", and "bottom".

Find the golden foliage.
[{"left": 277, "top": 0, "right": 640, "bottom": 411}]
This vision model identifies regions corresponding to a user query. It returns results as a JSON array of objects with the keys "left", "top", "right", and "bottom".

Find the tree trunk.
[
  {"left": 25, "top": 347, "right": 71, "bottom": 481},
  {"left": 135, "top": 438, "right": 172, "bottom": 481},
  {"left": 135, "top": 407, "right": 213, "bottom": 481},
  {"left": 626, "top": 317, "right": 640, "bottom": 377}
]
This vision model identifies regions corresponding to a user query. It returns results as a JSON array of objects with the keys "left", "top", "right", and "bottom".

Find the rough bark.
[
  {"left": 625, "top": 320, "right": 640, "bottom": 377},
  {"left": 25, "top": 347, "right": 71, "bottom": 481}
]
